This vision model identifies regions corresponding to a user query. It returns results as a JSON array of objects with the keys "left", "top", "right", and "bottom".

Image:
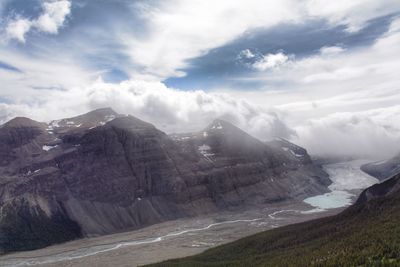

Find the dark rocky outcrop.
[
  {"left": 354, "top": 171, "right": 400, "bottom": 205},
  {"left": 0, "top": 108, "right": 331, "bottom": 253},
  {"left": 0, "top": 198, "right": 81, "bottom": 253}
]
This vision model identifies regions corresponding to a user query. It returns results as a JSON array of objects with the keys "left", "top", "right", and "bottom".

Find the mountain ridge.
[
  {"left": 0, "top": 108, "right": 330, "bottom": 253},
  {"left": 361, "top": 153, "right": 400, "bottom": 181}
]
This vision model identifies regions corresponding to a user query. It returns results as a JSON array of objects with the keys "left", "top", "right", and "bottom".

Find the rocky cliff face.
[
  {"left": 355, "top": 171, "right": 400, "bottom": 205},
  {"left": 0, "top": 108, "right": 331, "bottom": 253},
  {"left": 361, "top": 153, "right": 400, "bottom": 181}
]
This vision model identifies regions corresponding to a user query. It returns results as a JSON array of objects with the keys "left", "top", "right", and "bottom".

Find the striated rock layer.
[{"left": 0, "top": 108, "right": 331, "bottom": 253}]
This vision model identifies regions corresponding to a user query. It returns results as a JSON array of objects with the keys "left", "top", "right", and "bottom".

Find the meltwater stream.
[{"left": 0, "top": 218, "right": 264, "bottom": 267}]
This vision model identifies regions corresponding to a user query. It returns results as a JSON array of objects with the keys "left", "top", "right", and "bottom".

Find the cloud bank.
[
  {"left": 231, "top": 18, "right": 400, "bottom": 159},
  {"left": 295, "top": 107, "right": 400, "bottom": 159},
  {"left": 0, "top": 79, "right": 295, "bottom": 141}
]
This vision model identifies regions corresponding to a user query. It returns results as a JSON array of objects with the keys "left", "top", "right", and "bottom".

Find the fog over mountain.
[{"left": 1, "top": 78, "right": 400, "bottom": 160}]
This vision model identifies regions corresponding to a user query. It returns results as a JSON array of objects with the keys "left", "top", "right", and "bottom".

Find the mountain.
[
  {"left": 266, "top": 137, "right": 312, "bottom": 164},
  {"left": 0, "top": 109, "right": 330, "bottom": 253},
  {"left": 149, "top": 173, "right": 400, "bottom": 267},
  {"left": 361, "top": 153, "right": 400, "bottom": 180},
  {"left": 171, "top": 120, "right": 330, "bottom": 206}
]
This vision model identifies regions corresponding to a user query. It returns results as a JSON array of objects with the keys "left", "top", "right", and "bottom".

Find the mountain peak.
[
  {"left": 85, "top": 107, "right": 118, "bottom": 117},
  {"left": 105, "top": 115, "right": 156, "bottom": 130},
  {"left": 204, "top": 118, "right": 237, "bottom": 132},
  {"left": 203, "top": 119, "right": 260, "bottom": 141},
  {"left": 2, "top": 117, "right": 45, "bottom": 129},
  {"left": 48, "top": 108, "right": 120, "bottom": 131},
  {"left": 201, "top": 118, "right": 267, "bottom": 153}
]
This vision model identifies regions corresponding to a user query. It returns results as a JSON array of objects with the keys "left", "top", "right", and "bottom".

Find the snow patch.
[
  {"left": 289, "top": 150, "right": 303, "bottom": 158},
  {"left": 105, "top": 114, "right": 116, "bottom": 121},
  {"left": 198, "top": 144, "right": 214, "bottom": 162},
  {"left": 282, "top": 147, "right": 303, "bottom": 157},
  {"left": 42, "top": 145, "right": 58, "bottom": 151},
  {"left": 99, "top": 114, "right": 117, "bottom": 126},
  {"left": 211, "top": 122, "right": 223, "bottom": 130},
  {"left": 26, "top": 169, "right": 42, "bottom": 176},
  {"left": 50, "top": 120, "right": 60, "bottom": 128},
  {"left": 64, "top": 120, "right": 83, "bottom": 128}
]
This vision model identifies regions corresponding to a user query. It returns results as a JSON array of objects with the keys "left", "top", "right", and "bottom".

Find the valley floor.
[{"left": 0, "top": 160, "right": 377, "bottom": 267}]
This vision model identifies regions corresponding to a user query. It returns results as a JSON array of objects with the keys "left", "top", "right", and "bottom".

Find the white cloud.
[
  {"left": 252, "top": 52, "right": 291, "bottom": 71},
  {"left": 122, "top": 0, "right": 303, "bottom": 79},
  {"left": 237, "top": 49, "right": 256, "bottom": 59},
  {"left": 0, "top": 45, "right": 94, "bottom": 102},
  {"left": 35, "top": 1, "right": 71, "bottom": 34},
  {"left": 5, "top": 18, "right": 32, "bottom": 43},
  {"left": 306, "top": 0, "right": 400, "bottom": 33},
  {"left": 237, "top": 50, "right": 292, "bottom": 71},
  {"left": 4, "top": 0, "right": 71, "bottom": 43},
  {"left": 228, "top": 18, "right": 400, "bottom": 159},
  {"left": 118, "top": 0, "right": 400, "bottom": 79},
  {"left": 319, "top": 46, "right": 346, "bottom": 55},
  {"left": 388, "top": 17, "right": 400, "bottom": 33}
]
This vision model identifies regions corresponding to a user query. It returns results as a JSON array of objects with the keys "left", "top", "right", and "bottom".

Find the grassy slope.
[{"left": 147, "top": 179, "right": 400, "bottom": 266}]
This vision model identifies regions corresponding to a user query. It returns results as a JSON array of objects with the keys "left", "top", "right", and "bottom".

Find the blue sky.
[
  {"left": 165, "top": 14, "right": 395, "bottom": 90},
  {"left": 1, "top": 1, "right": 397, "bottom": 87},
  {"left": 1, "top": 0, "right": 400, "bottom": 158}
]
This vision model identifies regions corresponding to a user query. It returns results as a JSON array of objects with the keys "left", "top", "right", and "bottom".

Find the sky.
[{"left": 1, "top": 0, "right": 400, "bottom": 159}]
